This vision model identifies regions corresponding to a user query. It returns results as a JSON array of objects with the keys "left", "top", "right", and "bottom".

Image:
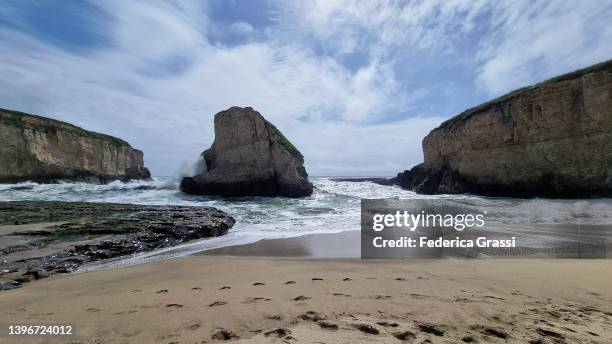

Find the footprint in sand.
[
  {"left": 253, "top": 282, "right": 265, "bottom": 286},
  {"left": 244, "top": 297, "right": 271, "bottom": 304},
  {"left": 263, "top": 328, "right": 291, "bottom": 338},
  {"left": 332, "top": 293, "right": 351, "bottom": 297},
  {"left": 284, "top": 281, "right": 296, "bottom": 284},
  {"left": 483, "top": 327, "right": 509, "bottom": 339},
  {"left": 417, "top": 323, "right": 445, "bottom": 336},
  {"left": 86, "top": 308, "right": 100, "bottom": 312},
  {"left": 208, "top": 301, "right": 227, "bottom": 307},
  {"left": 312, "top": 278, "right": 323, "bottom": 281},
  {"left": 319, "top": 321, "right": 339, "bottom": 330},
  {"left": 342, "top": 277, "right": 352, "bottom": 281},
  {"left": 211, "top": 328, "right": 239, "bottom": 340},
  {"left": 375, "top": 295, "right": 392, "bottom": 300},
  {"left": 299, "top": 311, "right": 325, "bottom": 322},
  {"left": 191, "top": 287, "right": 202, "bottom": 290},
  {"left": 165, "top": 304, "right": 183, "bottom": 308},
  {"left": 376, "top": 321, "right": 399, "bottom": 327},
  {"left": 131, "top": 289, "right": 142, "bottom": 292},
  {"left": 155, "top": 289, "right": 168, "bottom": 294},
  {"left": 219, "top": 286, "right": 231, "bottom": 290},
  {"left": 395, "top": 277, "right": 406, "bottom": 281},
  {"left": 394, "top": 330, "right": 416, "bottom": 341},
  {"left": 186, "top": 323, "right": 201, "bottom": 331},
  {"left": 353, "top": 324, "right": 379, "bottom": 335},
  {"left": 292, "top": 295, "right": 311, "bottom": 301},
  {"left": 535, "top": 327, "right": 563, "bottom": 339},
  {"left": 461, "top": 335, "right": 477, "bottom": 342}
]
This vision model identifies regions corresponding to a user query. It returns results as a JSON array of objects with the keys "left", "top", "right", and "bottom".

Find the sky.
[{"left": 1, "top": 0, "right": 611, "bottom": 177}]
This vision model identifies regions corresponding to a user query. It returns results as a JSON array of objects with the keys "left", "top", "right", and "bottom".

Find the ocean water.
[{"left": 1, "top": 177, "right": 611, "bottom": 266}]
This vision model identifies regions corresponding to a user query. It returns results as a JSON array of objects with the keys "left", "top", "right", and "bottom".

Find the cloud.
[
  {"left": 0, "top": 0, "right": 610, "bottom": 177},
  {"left": 475, "top": 0, "right": 612, "bottom": 95},
  {"left": 228, "top": 21, "right": 254, "bottom": 36}
]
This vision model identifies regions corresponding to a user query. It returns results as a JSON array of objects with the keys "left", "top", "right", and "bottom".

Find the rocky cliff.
[
  {"left": 0, "top": 108, "right": 150, "bottom": 183},
  {"left": 394, "top": 59, "right": 612, "bottom": 198},
  {"left": 181, "top": 107, "right": 313, "bottom": 197}
]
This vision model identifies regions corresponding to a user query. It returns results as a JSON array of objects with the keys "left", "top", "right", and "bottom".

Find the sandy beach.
[{"left": 1, "top": 233, "right": 611, "bottom": 344}]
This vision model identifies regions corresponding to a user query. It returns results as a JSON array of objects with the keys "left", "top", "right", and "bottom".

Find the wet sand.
[{"left": 1, "top": 232, "right": 611, "bottom": 343}]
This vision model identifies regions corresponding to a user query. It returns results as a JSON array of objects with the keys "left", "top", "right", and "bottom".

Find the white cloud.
[
  {"left": 0, "top": 0, "right": 414, "bottom": 176},
  {"left": 475, "top": 0, "right": 612, "bottom": 95},
  {"left": 228, "top": 21, "right": 254, "bottom": 36},
  {"left": 1, "top": 0, "right": 610, "bottom": 177}
]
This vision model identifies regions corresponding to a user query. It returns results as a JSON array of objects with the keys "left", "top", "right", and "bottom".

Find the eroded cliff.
[
  {"left": 181, "top": 106, "right": 313, "bottom": 197},
  {"left": 0, "top": 108, "right": 150, "bottom": 183},
  {"left": 394, "top": 60, "right": 612, "bottom": 197}
]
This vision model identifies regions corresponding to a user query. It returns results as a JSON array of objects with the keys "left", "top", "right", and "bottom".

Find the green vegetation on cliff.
[
  {"left": 266, "top": 121, "right": 301, "bottom": 158},
  {"left": 0, "top": 108, "right": 130, "bottom": 147}
]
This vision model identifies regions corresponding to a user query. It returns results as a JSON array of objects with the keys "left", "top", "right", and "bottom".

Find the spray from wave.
[{"left": 177, "top": 156, "right": 207, "bottom": 179}]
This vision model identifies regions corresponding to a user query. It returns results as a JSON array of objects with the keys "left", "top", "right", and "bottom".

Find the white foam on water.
[{"left": 2, "top": 176, "right": 611, "bottom": 269}]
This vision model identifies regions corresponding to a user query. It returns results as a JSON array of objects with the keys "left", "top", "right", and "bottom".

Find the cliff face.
[
  {"left": 395, "top": 60, "right": 612, "bottom": 197},
  {"left": 181, "top": 107, "right": 313, "bottom": 197},
  {"left": 0, "top": 108, "right": 150, "bottom": 183}
]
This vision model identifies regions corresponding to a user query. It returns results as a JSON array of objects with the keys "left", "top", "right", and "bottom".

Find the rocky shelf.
[{"left": 0, "top": 201, "right": 235, "bottom": 290}]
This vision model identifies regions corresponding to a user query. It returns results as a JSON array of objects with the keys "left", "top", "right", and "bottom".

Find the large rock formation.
[
  {"left": 181, "top": 107, "right": 313, "bottom": 197},
  {"left": 394, "top": 59, "right": 612, "bottom": 198},
  {"left": 0, "top": 108, "right": 150, "bottom": 183}
]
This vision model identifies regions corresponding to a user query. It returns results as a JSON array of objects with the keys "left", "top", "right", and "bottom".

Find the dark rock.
[
  {"left": 0, "top": 107, "right": 150, "bottom": 184},
  {"left": 0, "top": 201, "right": 234, "bottom": 290},
  {"left": 181, "top": 107, "right": 313, "bottom": 197},
  {"left": 332, "top": 177, "right": 396, "bottom": 186}
]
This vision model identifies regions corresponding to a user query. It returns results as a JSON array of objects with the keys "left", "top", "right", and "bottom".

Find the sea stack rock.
[
  {"left": 0, "top": 108, "right": 150, "bottom": 183},
  {"left": 394, "top": 59, "right": 612, "bottom": 198},
  {"left": 181, "top": 107, "right": 313, "bottom": 197}
]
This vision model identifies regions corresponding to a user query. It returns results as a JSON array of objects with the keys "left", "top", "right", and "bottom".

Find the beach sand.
[{"left": 1, "top": 234, "right": 611, "bottom": 343}]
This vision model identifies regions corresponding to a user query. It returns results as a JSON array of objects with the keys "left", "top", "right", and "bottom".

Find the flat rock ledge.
[{"left": 0, "top": 201, "right": 234, "bottom": 290}]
